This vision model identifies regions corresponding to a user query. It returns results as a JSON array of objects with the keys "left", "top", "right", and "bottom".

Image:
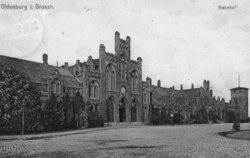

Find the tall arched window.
[
  {"left": 111, "top": 71, "right": 115, "bottom": 90},
  {"left": 89, "top": 81, "right": 99, "bottom": 99},
  {"left": 106, "top": 64, "right": 116, "bottom": 91},
  {"left": 106, "top": 70, "right": 111, "bottom": 89},
  {"left": 94, "top": 85, "right": 98, "bottom": 98},
  {"left": 120, "top": 54, "right": 127, "bottom": 81},
  {"left": 121, "top": 62, "right": 124, "bottom": 80},
  {"left": 131, "top": 70, "right": 139, "bottom": 93}
]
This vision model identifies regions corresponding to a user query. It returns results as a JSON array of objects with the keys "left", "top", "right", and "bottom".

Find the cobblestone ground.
[{"left": 1, "top": 123, "right": 250, "bottom": 158}]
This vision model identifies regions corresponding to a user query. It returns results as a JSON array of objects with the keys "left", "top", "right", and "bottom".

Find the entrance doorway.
[
  {"left": 119, "top": 97, "right": 127, "bottom": 122},
  {"left": 119, "top": 108, "right": 125, "bottom": 122},
  {"left": 131, "top": 99, "right": 137, "bottom": 122},
  {"left": 107, "top": 96, "right": 114, "bottom": 122}
]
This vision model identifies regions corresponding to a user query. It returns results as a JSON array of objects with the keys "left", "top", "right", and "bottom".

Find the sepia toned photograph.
[{"left": 0, "top": 0, "right": 250, "bottom": 157}]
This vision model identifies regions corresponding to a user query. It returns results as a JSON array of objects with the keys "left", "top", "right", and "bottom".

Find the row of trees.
[
  {"left": 42, "top": 92, "right": 85, "bottom": 132},
  {"left": 150, "top": 106, "right": 224, "bottom": 125},
  {"left": 0, "top": 67, "right": 88, "bottom": 134},
  {"left": 0, "top": 68, "right": 43, "bottom": 134}
]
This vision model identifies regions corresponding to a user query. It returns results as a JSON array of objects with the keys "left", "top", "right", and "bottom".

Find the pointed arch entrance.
[
  {"left": 131, "top": 98, "right": 138, "bottom": 122},
  {"left": 119, "top": 97, "right": 128, "bottom": 122},
  {"left": 106, "top": 96, "right": 114, "bottom": 122}
]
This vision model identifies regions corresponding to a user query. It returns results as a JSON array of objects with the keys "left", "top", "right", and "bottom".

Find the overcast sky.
[{"left": 0, "top": 0, "right": 250, "bottom": 110}]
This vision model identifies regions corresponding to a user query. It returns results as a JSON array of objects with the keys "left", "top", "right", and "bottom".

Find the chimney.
[
  {"left": 213, "top": 96, "right": 216, "bottom": 101},
  {"left": 137, "top": 57, "right": 142, "bottom": 64},
  {"left": 99, "top": 44, "right": 106, "bottom": 54},
  {"left": 157, "top": 80, "right": 161, "bottom": 87},
  {"left": 146, "top": 77, "right": 152, "bottom": 85},
  {"left": 172, "top": 86, "right": 175, "bottom": 90},
  {"left": 180, "top": 84, "right": 183, "bottom": 90},
  {"left": 43, "top": 54, "right": 48, "bottom": 65},
  {"left": 222, "top": 98, "right": 225, "bottom": 102},
  {"left": 126, "top": 36, "right": 131, "bottom": 43},
  {"left": 191, "top": 83, "right": 194, "bottom": 89},
  {"left": 64, "top": 62, "right": 68, "bottom": 68},
  {"left": 203, "top": 80, "right": 210, "bottom": 91},
  {"left": 207, "top": 80, "right": 210, "bottom": 90},
  {"left": 115, "top": 31, "right": 120, "bottom": 38}
]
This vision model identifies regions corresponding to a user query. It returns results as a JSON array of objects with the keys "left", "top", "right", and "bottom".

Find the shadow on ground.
[{"left": 218, "top": 130, "right": 250, "bottom": 141}]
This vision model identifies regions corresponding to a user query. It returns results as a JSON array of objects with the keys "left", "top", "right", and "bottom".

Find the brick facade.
[{"left": 1, "top": 31, "right": 247, "bottom": 124}]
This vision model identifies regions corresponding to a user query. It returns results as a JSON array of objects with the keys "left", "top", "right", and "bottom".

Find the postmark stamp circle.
[{"left": 0, "top": 1, "right": 45, "bottom": 58}]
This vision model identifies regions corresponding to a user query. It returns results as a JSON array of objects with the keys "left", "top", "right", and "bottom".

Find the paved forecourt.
[{"left": 0, "top": 123, "right": 250, "bottom": 158}]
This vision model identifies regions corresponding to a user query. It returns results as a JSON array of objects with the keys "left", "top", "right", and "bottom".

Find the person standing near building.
[{"left": 170, "top": 113, "right": 174, "bottom": 126}]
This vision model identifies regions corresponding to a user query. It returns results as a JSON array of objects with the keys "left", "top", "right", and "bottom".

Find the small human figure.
[{"left": 170, "top": 113, "right": 174, "bottom": 126}]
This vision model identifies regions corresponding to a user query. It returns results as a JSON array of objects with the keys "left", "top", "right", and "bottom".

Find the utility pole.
[{"left": 21, "top": 105, "right": 24, "bottom": 135}]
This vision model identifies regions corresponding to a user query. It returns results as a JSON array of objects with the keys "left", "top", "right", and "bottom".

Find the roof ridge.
[{"left": 0, "top": 55, "right": 57, "bottom": 67}]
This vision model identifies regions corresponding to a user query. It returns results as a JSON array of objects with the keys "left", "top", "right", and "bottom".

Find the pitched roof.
[
  {"left": 230, "top": 87, "right": 249, "bottom": 91},
  {"left": 0, "top": 55, "right": 80, "bottom": 87},
  {"left": 0, "top": 55, "right": 55, "bottom": 82},
  {"left": 183, "top": 88, "right": 201, "bottom": 97},
  {"left": 59, "top": 75, "right": 80, "bottom": 87}
]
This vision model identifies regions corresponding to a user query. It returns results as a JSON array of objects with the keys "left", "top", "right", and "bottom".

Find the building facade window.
[
  {"left": 106, "top": 64, "right": 116, "bottom": 91},
  {"left": 89, "top": 81, "right": 99, "bottom": 99},
  {"left": 52, "top": 80, "right": 60, "bottom": 94},
  {"left": 74, "top": 66, "right": 80, "bottom": 76},
  {"left": 42, "top": 83, "right": 48, "bottom": 92},
  {"left": 120, "top": 54, "right": 127, "bottom": 81},
  {"left": 121, "top": 62, "right": 124, "bottom": 79},
  {"left": 106, "top": 70, "right": 110, "bottom": 89},
  {"left": 56, "top": 81, "right": 60, "bottom": 94},
  {"left": 121, "top": 62, "right": 127, "bottom": 80},
  {"left": 94, "top": 85, "right": 98, "bottom": 98},
  {"left": 143, "top": 93, "right": 147, "bottom": 102},
  {"left": 131, "top": 70, "right": 139, "bottom": 93}
]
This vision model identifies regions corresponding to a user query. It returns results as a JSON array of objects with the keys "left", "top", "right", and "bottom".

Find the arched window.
[
  {"left": 131, "top": 70, "right": 139, "bottom": 93},
  {"left": 120, "top": 54, "right": 127, "bottom": 81},
  {"left": 121, "top": 63, "right": 123, "bottom": 78},
  {"left": 89, "top": 81, "right": 99, "bottom": 99},
  {"left": 52, "top": 80, "right": 60, "bottom": 94},
  {"left": 144, "top": 93, "right": 147, "bottom": 102},
  {"left": 94, "top": 85, "right": 98, "bottom": 98},
  {"left": 74, "top": 66, "right": 80, "bottom": 76},
  {"left": 106, "top": 70, "right": 110, "bottom": 89},
  {"left": 111, "top": 71, "right": 115, "bottom": 90},
  {"left": 120, "top": 62, "right": 127, "bottom": 81},
  {"left": 56, "top": 81, "right": 60, "bottom": 94},
  {"left": 106, "top": 64, "right": 116, "bottom": 90},
  {"left": 53, "top": 84, "right": 56, "bottom": 93}
]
